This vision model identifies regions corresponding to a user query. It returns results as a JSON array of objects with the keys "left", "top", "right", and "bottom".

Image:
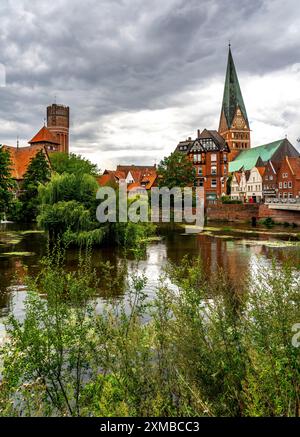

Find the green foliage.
[
  {"left": 38, "top": 172, "right": 98, "bottom": 210},
  {"left": 0, "top": 248, "right": 98, "bottom": 416},
  {"left": 157, "top": 152, "right": 196, "bottom": 188},
  {"left": 50, "top": 152, "right": 100, "bottom": 176},
  {"left": 260, "top": 217, "right": 275, "bottom": 228},
  {"left": 17, "top": 150, "right": 51, "bottom": 222},
  {"left": 112, "top": 221, "right": 156, "bottom": 250},
  {"left": 37, "top": 173, "right": 155, "bottom": 248},
  {"left": 0, "top": 145, "right": 15, "bottom": 220},
  {"left": 0, "top": 252, "right": 299, "bottom": 417},
  {"left": 37, "top": 173, "right": 102, "bottom": 242},
  {"left": 38, "top": 200, "right": 94, "bottom": 235}
]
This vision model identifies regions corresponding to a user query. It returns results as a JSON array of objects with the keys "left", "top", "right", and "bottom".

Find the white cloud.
[{"left": 1, "top": 0, "right": 300, "bottom": 169}]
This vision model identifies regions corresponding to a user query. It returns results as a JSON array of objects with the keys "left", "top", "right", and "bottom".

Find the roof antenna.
[
  {"left": 228, "top": 39, "right": 231, "bottom": 48},
  {"left": 44, "top": 117, "right": 46, "bottom": 127},
  {"left": 17, "top": 136, "right": 19, "bottom": 149}
]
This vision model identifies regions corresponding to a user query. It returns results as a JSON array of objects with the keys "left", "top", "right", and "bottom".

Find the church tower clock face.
[{"left": 235, "top": 117, "right": 244, "bottom": 129}]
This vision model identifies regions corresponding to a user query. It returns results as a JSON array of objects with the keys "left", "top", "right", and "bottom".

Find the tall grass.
[{"left": 0, "top": 251, "right": 299, "bottom": 417}]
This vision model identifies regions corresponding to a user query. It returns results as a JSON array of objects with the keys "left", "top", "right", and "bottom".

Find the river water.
[{"left": 1, "top": 222, "right": 300, "bottom": 336}]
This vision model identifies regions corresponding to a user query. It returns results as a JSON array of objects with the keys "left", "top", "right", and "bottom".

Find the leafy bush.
[
  {"left": 0, "top": 252, "right": 299, "bottom": 417},
  {"left": 260, "top": 217, "right": 275, "bottom": 228}
]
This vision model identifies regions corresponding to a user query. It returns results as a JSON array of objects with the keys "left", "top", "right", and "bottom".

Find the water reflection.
[{"left": 1, "top": 222, "right": 300, "bottom": 331}]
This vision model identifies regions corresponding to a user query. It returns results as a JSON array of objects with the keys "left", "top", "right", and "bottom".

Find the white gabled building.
[
  {"left": 245, "top": 166, "right": 265, "bottom": 202},
  {"left": 231, "top": 172, "right": 242, "bottom": 200},
  {"left": 231, "top": 169, "right": 249, "bottom": 201}
]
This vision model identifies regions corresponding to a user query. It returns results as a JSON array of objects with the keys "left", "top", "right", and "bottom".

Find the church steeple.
[{"left": 219, "top": 45, "right": 251, "bottom": 161}]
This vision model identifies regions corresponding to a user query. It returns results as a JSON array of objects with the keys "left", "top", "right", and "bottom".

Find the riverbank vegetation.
[
  {"left": 0, "top": 249, "right": 299, "bottom": 417},
  {"left": 1, "top": 149, "right": 155, "bottom": 249}
]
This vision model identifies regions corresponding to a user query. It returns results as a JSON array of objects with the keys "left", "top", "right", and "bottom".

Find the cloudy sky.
[{"left": 0, "top": 0, "right": 300, "bottom": 171}]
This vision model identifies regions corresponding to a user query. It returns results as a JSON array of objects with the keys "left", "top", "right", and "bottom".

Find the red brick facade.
[
  {"left": 47, "top": 104, "right": 70, "bottom": 154},
  {"left": 262, "top": 160, "right": 278, "bottom": 199},
  {"left": 188, "top": 149, "right": 228, "bottom": 201},
  {"left": 277, "top": 156, "right": 300, "bottom": 200},
  {"left": 207, "top": 203, "right": 300, "bottom": 226},
  {"left": 176, "top": 129, "right": 229, "bottom": 203}
]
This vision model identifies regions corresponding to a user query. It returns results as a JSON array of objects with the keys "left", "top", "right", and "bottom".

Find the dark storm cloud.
[{"left": 0, "top": 0, "right": 300, "bottom": 165}]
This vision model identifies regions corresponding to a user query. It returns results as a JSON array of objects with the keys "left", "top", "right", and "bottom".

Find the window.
[
  {"left": 198, "top": 167, "right": 203, "bottom": 176},
  {"left": 224, "top": 165, "right": 227, "bottom": 174},
  {"left": 270, "top": 175, "right": 273, "bottom": 181},
  {"left": 211, "top": 179, "right": 217, "bottom": 188},
  {"left": 252, "top": 177, "right": 255, "bottom": 182},
  {"left": 193, "top": 154, "right": 201, "bottom": 163},
  {"left": 211, "top": 165, "right": 217, "bottom": 175},
  {"left": 211, "top": 153, "right": 217, "bottom": 162},
  {"left": 283, "top": 182, "right": 287, "bottom": 188},
  {"left": 223, "top": 153, "right": 227, "bottom": 162},
  {"left": 202, "top": 139, "right": 215, "bottom": 150},
  {"left": 288, "top": 181, "right": 292, "bottom": 188},
  {"left": 265, "top": 176, "right": 269, "bottom": 181},
  {"left": 288, "top": 193, "right": 293, "bottom": 198},
  {"left": 199, "top": 178, "right": 204, "bottom": 187},
  {"left": 283, "top": 192, "right": 287, "bottom": 198},
  {"left": 279, "top": 182, "right": 282, "bottom": 188}
]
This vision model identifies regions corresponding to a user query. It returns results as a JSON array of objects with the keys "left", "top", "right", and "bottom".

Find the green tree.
[
  {"left": 38, "top": 173, "right": 102, "bottom": 243},
  {"left": 37, "top": 172, "right": 155, "bottom": 248},
  {"left": 50, "top": 152, "right": 100, "bottom": 176},
  {"left": 0, "top": 145, "right": 15, "bottom": 220},
  {"left": 18, "top": 150, "right": 51, "bottom": 222},
  {"left": 157, "top": 152, "right": 196, "bottom": 188}
]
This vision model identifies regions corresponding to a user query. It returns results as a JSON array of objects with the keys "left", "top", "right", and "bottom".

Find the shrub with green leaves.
[{"left": 0, "top": 252, "right": 299, "bottom": 417}]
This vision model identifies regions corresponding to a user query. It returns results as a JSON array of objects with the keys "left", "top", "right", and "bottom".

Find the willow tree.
[{"left": 37, "top": 172, "right": 106, "bottom": 244}]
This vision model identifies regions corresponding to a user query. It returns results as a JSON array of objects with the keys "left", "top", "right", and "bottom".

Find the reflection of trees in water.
[
  {"left": 164, "top": 232, "right": 251, "bottom": 290},
  {"left": 0, "top": 258, "right": 28, "bottom": 316},
  {"left": 164, "top": 230, "right": 300, "bottom": 291},
  {"left": 1, "top": 223, "right": 300, "bottom": 317}
]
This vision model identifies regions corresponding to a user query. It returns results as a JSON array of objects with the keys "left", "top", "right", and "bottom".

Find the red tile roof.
[
  {"left": 2, "top": 144, "right": 50, "bottom": 180},
  {"left": 141, "top": 171, "right": 157, "bottom": 189},
  {"left": 116, "top": 165, "right": 156, "bottom": 178},
  {"left": 256, "top": 166, "right": 266, "bottom": 178},
  {"left": 29, "top": 126, "right": 60, "bottom": 145},
  {"left": 97, "top": 170, "right": 127, "bottom": 186},
  {"left": 233, "top": 171, "right": 241, "bottom": 184},
  {"left": 98, "top": 167, "right": 157, "bottom": 190},
  {"left": 127, "top": 182, "right": 143, "bottom": 191}
]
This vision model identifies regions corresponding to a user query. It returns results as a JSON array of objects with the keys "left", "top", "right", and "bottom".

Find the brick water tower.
[{"left": 47, "top": 104, "right": 70, "bottom": 153}]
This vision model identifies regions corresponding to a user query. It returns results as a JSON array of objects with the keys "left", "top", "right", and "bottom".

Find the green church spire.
[{"left": 220, "top": 46, "right": 249, "bottom": 129}]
